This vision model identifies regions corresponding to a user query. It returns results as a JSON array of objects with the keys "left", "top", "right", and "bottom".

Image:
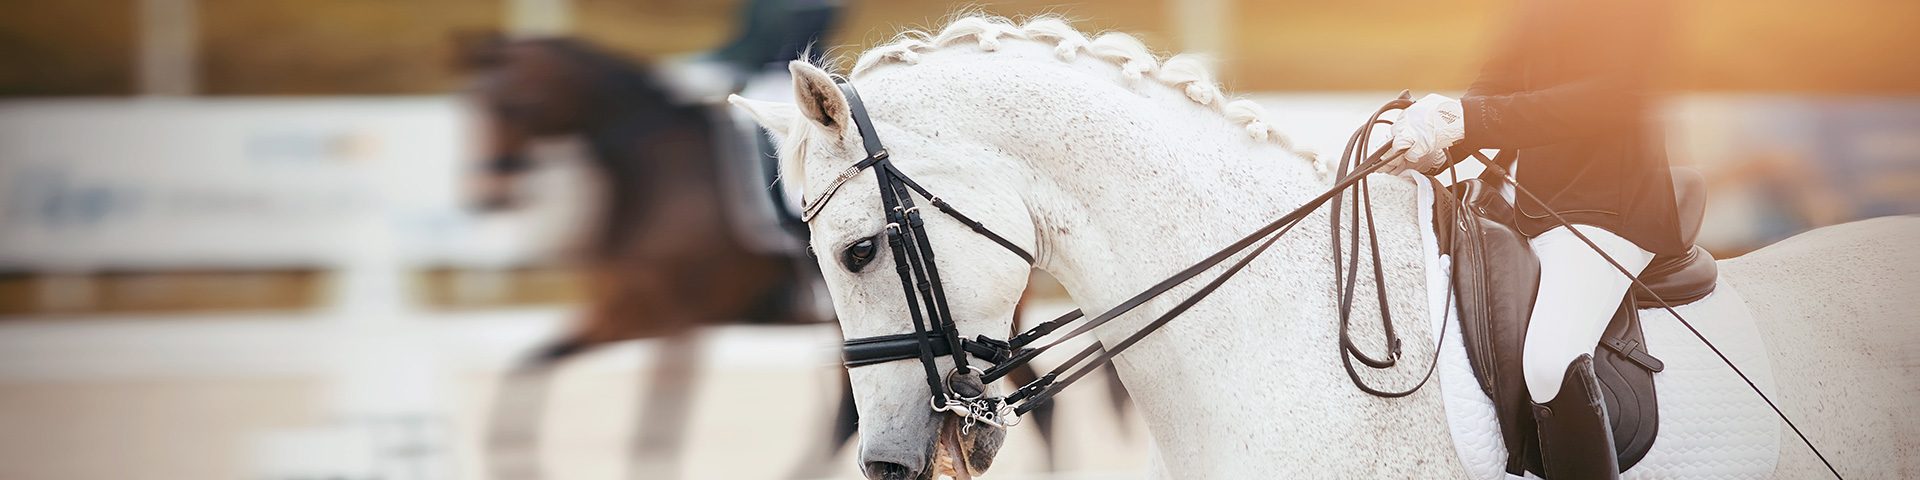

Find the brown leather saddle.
[{"left": 1431, "top": 167, "right": 1718, "bottom": 476}]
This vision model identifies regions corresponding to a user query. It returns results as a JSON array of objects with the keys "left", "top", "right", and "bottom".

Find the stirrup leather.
[{"left": 1531, "top": 354, "right": 1620, "bottom": 480}]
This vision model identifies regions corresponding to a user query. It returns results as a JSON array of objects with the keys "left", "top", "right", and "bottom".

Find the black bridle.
[
  {"left": 813, "top": 76, "right": 1041, "bottom": 427},
  {"left": 822, "top": 76, "right": 1431, "bottom": 430}
]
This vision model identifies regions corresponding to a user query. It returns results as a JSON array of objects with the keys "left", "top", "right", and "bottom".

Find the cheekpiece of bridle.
[
  {"left": 819, "top": 75, "right": 1036, "bottom": 431},
  {"left": 823, "top": 76, "right": 1433, "bottom": 432}
]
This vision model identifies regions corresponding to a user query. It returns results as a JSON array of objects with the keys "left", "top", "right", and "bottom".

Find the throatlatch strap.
[{"left": 887, "top": 172, "right": 1036, "bottom": 265}]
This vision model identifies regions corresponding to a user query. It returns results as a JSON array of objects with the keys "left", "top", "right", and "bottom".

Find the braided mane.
[{"left": 846, "top": 15, "right": 1313, "bottom": 164}]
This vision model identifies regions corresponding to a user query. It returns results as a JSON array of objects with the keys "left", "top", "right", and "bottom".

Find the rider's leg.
[
  {"left": 1523, "top": 224, "right": 1655, "bottom": 403},
  {"left": 1523, "top": 224, "right": 1654, "bottom": 479}
]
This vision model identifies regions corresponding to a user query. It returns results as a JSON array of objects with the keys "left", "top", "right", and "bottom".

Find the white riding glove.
[{"left": 1383, "top": 93, "right": 1466, "bottom": 174}]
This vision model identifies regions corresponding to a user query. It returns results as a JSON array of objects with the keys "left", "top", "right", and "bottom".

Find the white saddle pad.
[{"left": 1414, "top": 181, "right": 1784, "bottom": 479}]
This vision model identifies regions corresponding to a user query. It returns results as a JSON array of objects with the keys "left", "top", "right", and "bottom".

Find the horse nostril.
[{"left": 862, "top": 461, "right": 916, "bottom": 480}]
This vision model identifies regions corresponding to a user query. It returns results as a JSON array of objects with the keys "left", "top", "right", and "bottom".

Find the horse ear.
[
  {"left": 728, "top": 94, "right": 809, "bottom": 204},
  {"left": 728, "top": 95, "right": 800, "bottom": 145},
  {"left": 788, "top": 61, "right": 853, "bottom": 132}
]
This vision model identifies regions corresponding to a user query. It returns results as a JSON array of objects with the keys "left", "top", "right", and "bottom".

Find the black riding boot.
[{"left": 1532, "top": 354, "right": 1620, "bottom": 480}]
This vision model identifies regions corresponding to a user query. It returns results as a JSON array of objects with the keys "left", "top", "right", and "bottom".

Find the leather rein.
[{"left": 820, "top": 76, "right": 1436, "bottom": 430}]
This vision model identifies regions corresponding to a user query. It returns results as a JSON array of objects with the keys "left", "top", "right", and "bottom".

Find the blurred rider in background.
[
  {"left": 656, "top": 0, "right": 843, "bottom": 235},
  {"left": 709, "top": 0, "right": 841, "bottom": 91},
  {"left": 659, "top": 0, "right": 842, "bottom": 98}
]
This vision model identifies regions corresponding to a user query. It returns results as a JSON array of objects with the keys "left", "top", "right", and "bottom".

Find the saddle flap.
[
  {"left": 1442, "top": 179, "right": 1544, "bottom": 473},
  {"left": 1592, "top": 296, "right": 1662, "bottom": 469},
  {"left": 1435, "top": 178, "right": 1665, "bottom": 475}
]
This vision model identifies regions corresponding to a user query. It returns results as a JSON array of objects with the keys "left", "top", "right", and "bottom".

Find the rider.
[{"left": 1383, "top": 0, "right": 1682, "bottom": 478}]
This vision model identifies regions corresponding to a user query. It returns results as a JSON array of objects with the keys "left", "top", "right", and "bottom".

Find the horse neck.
[{"left": 889, "top": 60, "right": 1461, "bottom": 474}]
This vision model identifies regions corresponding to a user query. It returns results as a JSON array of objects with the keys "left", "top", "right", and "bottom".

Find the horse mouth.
[{"left": 932, "top": 416, "right": 1004, "bottom": 478}]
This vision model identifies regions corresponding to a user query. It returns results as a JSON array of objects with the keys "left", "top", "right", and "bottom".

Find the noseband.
[{"left": 823, "top": 76, "right": 1430, "bottom": 431}]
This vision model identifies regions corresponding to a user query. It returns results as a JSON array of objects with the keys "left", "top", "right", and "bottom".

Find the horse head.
[
  {"left": 729, "top": 12, "right": 1350, "bottom": 476},
  {"left": 733, "top": 60, "right": 1036, "bottom": 479}
]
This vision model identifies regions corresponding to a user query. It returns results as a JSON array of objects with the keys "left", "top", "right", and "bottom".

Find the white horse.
[{"left": 731, "top": 16, "right": 1920, "bottom": 479}]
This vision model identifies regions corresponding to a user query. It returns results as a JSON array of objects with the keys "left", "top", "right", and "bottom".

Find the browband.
[{"left": 797, "top": 76, "right": 889, "bottom": 223}]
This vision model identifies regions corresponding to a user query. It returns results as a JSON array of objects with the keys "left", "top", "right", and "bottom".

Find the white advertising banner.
[{"left": 0, "top": 97, "right": 586, "bottom": 270}]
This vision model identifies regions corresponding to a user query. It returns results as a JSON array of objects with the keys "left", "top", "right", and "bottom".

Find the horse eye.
[{"left": 841, "top": 237, "right": 878, "bottom": 272}]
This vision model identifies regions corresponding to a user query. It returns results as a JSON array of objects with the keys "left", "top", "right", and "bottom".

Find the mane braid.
[{"left": 847, "top": 15, "right": 1316, "bottom": 170}]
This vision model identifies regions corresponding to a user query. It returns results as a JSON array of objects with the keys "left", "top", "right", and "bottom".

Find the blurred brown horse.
[
  {"left": 463, "top": 37, "right": 816, "bottom": 342},
  {"left": 456, "top": 35, "right": 1107, "bottom": 479},
  {"left": 458, "top": 35, "right": 825, "bottom": 479}
]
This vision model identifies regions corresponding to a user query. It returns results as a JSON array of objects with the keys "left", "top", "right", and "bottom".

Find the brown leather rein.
[{"left": 824, "top": 77, "right": 1429, "bottom": 430}]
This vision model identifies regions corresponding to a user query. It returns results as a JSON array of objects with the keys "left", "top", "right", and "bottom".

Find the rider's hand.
[{"left": 1382, "top": 93, "right": 1466, "bottom": 175}]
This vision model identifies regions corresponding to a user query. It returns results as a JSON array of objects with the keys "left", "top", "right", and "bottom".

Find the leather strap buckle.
[{"left": 1602, "top": 337, "right": 1666, "bottom": 373}]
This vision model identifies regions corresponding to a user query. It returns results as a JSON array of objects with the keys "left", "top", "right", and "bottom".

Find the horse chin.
[{"left": 933, "top": 418, "right": 1006, "bottom": 478}]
